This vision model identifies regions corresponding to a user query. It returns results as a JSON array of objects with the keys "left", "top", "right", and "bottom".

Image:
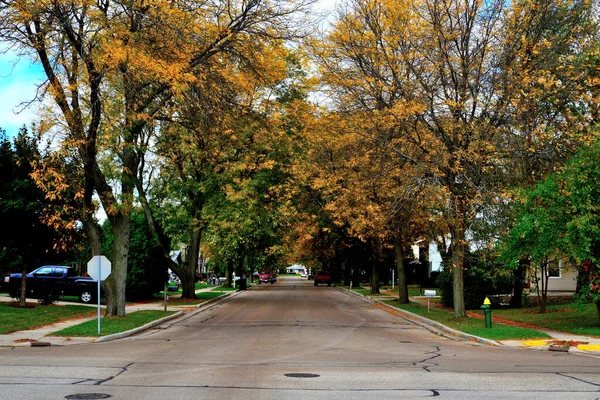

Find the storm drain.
[
  {"left": 65, "top": 394, "right": 111, "bottom": 399},
  {"left": 284, "top": 373, "right": 320, "bottom": 378}
]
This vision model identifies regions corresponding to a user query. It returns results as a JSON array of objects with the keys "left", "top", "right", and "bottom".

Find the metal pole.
[
  {"left": 392, "top": 269, "right": 395, "bottom": 290},
  {"left": 97, "top": 256, "right": 101, "bottom": 335},
  {"left": 164, "top": 283, "right": 167, "bottom": 311}
]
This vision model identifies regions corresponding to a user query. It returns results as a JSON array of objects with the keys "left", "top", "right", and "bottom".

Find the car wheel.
[
  {"left": 79, "top": 290, "right": 94, "bottom": 304},
  {"left": 270, "top": 281, "right": 274, "bottom": 284}
]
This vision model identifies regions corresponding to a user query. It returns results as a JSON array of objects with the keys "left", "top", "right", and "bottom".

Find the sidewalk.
[
  {"left": 342, "top": 286, "right": 600, "bottom": 355},
  {"left": 0, "top": 286, "right": 232, "bottom": 348}
]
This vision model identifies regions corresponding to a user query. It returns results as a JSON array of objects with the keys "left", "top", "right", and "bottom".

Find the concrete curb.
[
  {"left": 94, "top": 311, "right": 185, "bottom": 342},
  {"left": 94, "top": 290, "right": 241, "bottom": 343},
  {"left": 336, "top": 286, "right": 500, "bottom": 347},
  {"left": 374, "top": 300, "right": 500, "bottom": 346},
  {"left": 334, "top": 286, "right": 375, "bottom": 304}
]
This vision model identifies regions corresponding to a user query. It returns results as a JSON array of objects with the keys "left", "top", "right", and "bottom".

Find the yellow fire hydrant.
[{"left": 481, "top": 297, "right": 492, "bottom": 328}]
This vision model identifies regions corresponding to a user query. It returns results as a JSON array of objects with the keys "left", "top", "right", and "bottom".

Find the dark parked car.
[
  {"left": 314, "top": 270, "right": 331, "bottom": 286},
  {"left": 4, "top": 265, "right": 98, "bottom": 303}
]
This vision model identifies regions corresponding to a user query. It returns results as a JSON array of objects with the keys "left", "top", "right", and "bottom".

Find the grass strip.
[
  {"left": 211, "top": 286, "right": 237, "bottom": 292},
  {"left": 383, "top": 300, "right": 551, "bottom": 341},
  {"left": 166, "top": 291, "right": 226, "bottom": 305},
  {"left": 0, "top": 302, "right": 95, "bottom": 334},
  {"left": 474, "top": 303, "right": 600, "bottom": 337},
  {"left": 50, "top": 310, "right": 177, "bottom": 337}
]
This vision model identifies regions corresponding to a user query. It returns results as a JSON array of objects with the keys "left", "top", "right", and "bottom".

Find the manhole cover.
[
  {"left": 65, "top": 394, "right": 111, "bottom": 400},
  {"left": 284, "top": 373, "right": 320, "bottom": 378}
]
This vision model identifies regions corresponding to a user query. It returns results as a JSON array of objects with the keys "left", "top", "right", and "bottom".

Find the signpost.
[{"left": 87, "top": 256, "right": 112, "bottom": 334}]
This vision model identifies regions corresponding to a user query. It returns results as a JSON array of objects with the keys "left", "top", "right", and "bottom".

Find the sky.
[
  {"left": 0, "top": 50, "right": 45, "bottom": 136},
  {"left": 0, "top": 0, "right": 339, "bottom": 138}
]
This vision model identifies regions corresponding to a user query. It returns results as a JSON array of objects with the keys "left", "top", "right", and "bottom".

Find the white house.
[{"left": 286, "top": 264, "right": 307, "bottom": 274}]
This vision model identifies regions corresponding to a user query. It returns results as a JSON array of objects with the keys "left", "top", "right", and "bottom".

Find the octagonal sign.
[{"left": 87, "top": 255, "right": 112, "bottom": 281}]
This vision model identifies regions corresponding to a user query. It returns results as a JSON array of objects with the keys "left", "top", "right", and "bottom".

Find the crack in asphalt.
[
  {"left": 72, "top": 378, "right": 101, "bottom": 385},
  {"left": 414, "top": 346, "right": 441, "bottom": 372},
  {"left": 94, "top": 362, "right": 134, "bottom": 385},
  {"left": 556, "top": 372, "right": 600, "bottom": 388}
]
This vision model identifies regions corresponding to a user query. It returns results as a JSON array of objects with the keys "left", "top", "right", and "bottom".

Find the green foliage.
[
  {"left": 437, "top": 250, "right": 514, "bottom": 310},
  {"left": 500, "top": 174, "right": 569, "bottom": 268},
  {"left": 0, "top": 127, "right": 80, "bottom": 275},
  {"left": 501, "top": 141, "right": 600, "bottom": 312},
  {"left": 102, "top": 209, "right": 168, "bottom": 300}
]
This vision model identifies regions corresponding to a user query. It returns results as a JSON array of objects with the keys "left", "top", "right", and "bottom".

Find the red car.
[
  {"left": 258, "top": 271, "right": 276, "bottom": 284},
  {"left": 314, "top": 270, "right": 331, "bottom": 286}
]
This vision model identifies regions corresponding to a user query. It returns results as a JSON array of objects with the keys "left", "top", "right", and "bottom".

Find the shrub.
[
  {"left": 102, "top": 210, "right": 168, "bottom": 301},
  {"left": 437, "top": 250, "right": 514, "bottom": 310}
]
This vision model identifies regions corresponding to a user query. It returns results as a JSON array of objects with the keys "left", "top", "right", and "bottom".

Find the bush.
[
  {"left": 437, "top": 251, "right": 514, "bottom": 310},
  {"left": 102, "top": 210, "right": 168, "bottom": 301}
]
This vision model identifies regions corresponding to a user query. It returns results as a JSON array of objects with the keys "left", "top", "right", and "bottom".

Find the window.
[
  {"left": 35, "top": 267, "right": 53, "bottom": 276},
  {"left": 548, "top": 260, "right": 561, "bottom": 278}
]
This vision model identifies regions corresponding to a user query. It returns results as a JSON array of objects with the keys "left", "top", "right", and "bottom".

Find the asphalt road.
[{"left": 1, "top": 276, "right": 599, "bottom": 400}]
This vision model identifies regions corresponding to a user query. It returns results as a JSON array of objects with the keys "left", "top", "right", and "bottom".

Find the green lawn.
[
  {"left": 50, "top": 310, "right": 177, "bottom": 337},
  {"left": 382, "top": 285, "right": 437, "bottom": 296},
  {"left": 165, "top": 291, "right": 226, "bottom": 305},
  {"left": 383, "top": 300, "right": 552, "bottom": 341},
  {"left": 211, "top": 286, "right": 237, "bottom": 292},
  {"left": 0, "top": 302, "right": 95, "bottom": 334},
  {"left": 195, "top": 282, "right": 212, "bottom": 290},
  {"left": 472, "top": 303, "right": 600, "bottom": 337}
]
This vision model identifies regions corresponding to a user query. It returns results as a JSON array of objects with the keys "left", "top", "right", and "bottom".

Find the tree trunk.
[
  {"left": 394, "top": 230, "right": 409, "bottom": 304},
  {"left": 225, "top": 262, "right": 234, "bottom": 287},
  {"left": 351, "top": 262, "right": 360, "bottom": 287},
  {"left": 371, "top": 245, "right": 381, "bottom": 294},
  {"left": 451, "top": 211, "right": 466, "bottom": 318},
  {"left": 510, "top": 258, "right": 528, "bottom": 308},
  {"left": 371, "top": 264, "right": 379, "bottom": 294},
  {"left": 104, "top": 214, "right": 130, "bottom": 317},
  {"left": 235, "top": 256, "right": 244, "bottom": 286},
  {"left": 180, "top": 227, "right": 201, "bottom": 299},
  {"left": 20, "top": 263, "right": 27, "bottom": 307},
  {"left": 343, "top": 258, "right": 350, "bottom": 286},
  {"left": 539, "top": 261, "right": 548, "bottom": 314}
]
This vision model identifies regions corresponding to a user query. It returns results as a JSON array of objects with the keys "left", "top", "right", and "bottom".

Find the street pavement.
[
  {"left": 1, "top": 276, "right": 600, "bottom": 400},
  {"left": 1, "top": 280, "right": 600, "bottom": 354}
]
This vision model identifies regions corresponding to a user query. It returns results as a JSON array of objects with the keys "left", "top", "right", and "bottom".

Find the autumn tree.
[
  {"left": 309, "top": 0, "right": 598, "bottom": 317},
  {"left": 0, "top": 0, "right": 316, "bottom": 314}
]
